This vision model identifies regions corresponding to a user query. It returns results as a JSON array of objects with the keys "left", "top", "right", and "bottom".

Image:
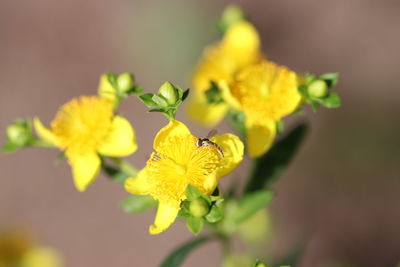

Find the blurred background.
[{"left": 1, "top": 0, "right": 400, "bottom": 266}]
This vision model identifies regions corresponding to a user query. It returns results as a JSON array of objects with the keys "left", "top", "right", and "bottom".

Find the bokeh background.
[{"left": 1, "top": 0, "right": 400, "bottom": 266}]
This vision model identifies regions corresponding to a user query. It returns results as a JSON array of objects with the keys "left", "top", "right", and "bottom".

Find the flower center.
[
  {"left": 146, "top": 134, "right": 222, "bottom": 203},
  {"left": 51, "top": 96, "right": 113, "bottom": 156},
  {"left": 230, "top": 62, "right": 297, "bottom": 125}
]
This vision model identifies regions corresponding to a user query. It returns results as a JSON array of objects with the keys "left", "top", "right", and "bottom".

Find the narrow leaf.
[
  {"left": 318, "top": 93, "right": 341, "bottom": 108},
  {"left": 186, "top": 184, "right": 202, "bottom": 201},
  {"left": 139, "top": 93, "right": 157, "bottom": 107},
  {"left": 102, "top": 163, "right": 131, "bottom": 184},
  {"left": 245, "top": 123, "right": 308, "bottom": 192},
  {"left": 160, "top": 236, "right": 211, "bottom": 267},
  {"left": 231, "top": 190, "right": 274, "bottom": 225},
  {"left": 186, "top": 217, "right": 204, "bottom": 234},
  {"left": 181, "top": 89, "right": 190, "bottom": 102},
  {"left": 120, "top": 195, "right": 156, "bottom": 213}
]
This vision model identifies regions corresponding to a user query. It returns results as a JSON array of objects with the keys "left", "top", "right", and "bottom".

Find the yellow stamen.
[{"left": 51, "top": 96, "right": 113, "bottom": 156}]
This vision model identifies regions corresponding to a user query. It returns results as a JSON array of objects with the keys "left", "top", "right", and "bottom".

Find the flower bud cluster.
[
  {"left": 298, "top": 72, "right": 341, "bottom": 111},
  {"left": 138, "top": 81, "right": 189, "bottom": 120}
]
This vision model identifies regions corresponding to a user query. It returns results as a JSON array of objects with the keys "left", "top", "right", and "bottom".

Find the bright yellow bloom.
[
  {"left": 33, "top": 96, "right": 137, "bottom": 191},
  {"left": 189, "top": 20, "right": 301, "bottom": 157},
  {"left": 125, "top": 120, "right": 244, "bottom": 234},
  {"left": 189, "top": 21, "right": 262, "bottom": 126},
  {"left": 229, "top": 61, "right": 301, "bottom": 157},
  {"left": 0, "top": 230, "right": 62, "bottom": 267}
]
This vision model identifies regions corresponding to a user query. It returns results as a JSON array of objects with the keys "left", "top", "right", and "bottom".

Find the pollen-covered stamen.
[
  {"left": 51, "top": 96, "right": 113, "bottom": 155},
  {"left": 145, "top": 134, "right": 222, "bottom": 203}
]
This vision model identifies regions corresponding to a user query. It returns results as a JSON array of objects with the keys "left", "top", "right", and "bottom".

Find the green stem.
[
  {"left": 30, "top": 139, "right": 56, "bottom": 148},
  {"left": 110, "top": 157, "right": 138, "bottom": 176}
]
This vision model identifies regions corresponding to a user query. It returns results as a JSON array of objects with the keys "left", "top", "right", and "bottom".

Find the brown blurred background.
[{"left": 1, "top": 0, "right": 400, "bottom": 266}]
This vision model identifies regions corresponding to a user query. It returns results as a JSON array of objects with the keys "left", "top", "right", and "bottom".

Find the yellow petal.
[
  {"left": 218, "top": 80, "right": 241, "bottom": 110},
  {"left": 124, "top": 169, "right": 152, "bottom": 195},
  {"left": 221, "top": 21, "right": 261, "bottom": 68},
  {"left": 97, "top": 116, "right": 137, "bottom": 157},
  {"left": 187, "top": 92, "right": 228, "bottom": 127},
  {"left": 98, "top": 74, "right": 118, "bottom": 104},
  {"left": 21, "top": 246, "right": 62, "bottom": 267},
  {"left": 153, "top": 120, "right": 191, "bottom": 150},
  {"left": 202, "top": 172, "right": 218, "bottom": 195},
  {"left": 212, "top": 133, "right": 244, "bottom": 177},
  {"left": 246, "top": 121, "right": 276, "bottom": 158},
  {"left": 149, "top": 201, "right": 180, "bottom": 235},
  {"left": 33, "top": 117, "right": 60, "bottom": 147},
  {"left": 68, "top": 152, "right": 101, "bottom": 192}
]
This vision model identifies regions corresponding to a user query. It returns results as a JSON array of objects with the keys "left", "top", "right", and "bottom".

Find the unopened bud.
[
  {"left": 117, "top": 73, "right": 135, "bottom": 93},
  {"left": 189, "top": 198, "right": 209, "bottom": 218},
  {"left": 7, "top": 124, "right": 30, "bottom": 146},
  {"left": 158, "top": 82, "right": 179, "bottom": 105},
  {"left": 218, "top": 5, "right": 246, "bottom": 32},
  {"left": 307, "top": 80, "right": 328, "bottom": 98}
]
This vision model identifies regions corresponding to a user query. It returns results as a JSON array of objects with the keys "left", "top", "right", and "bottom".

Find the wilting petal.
[
  {"left": 68, "top": 152, "right": 101, "bottom": 192},
  {"left": 246, "top": 121, "right": 276, "bottom": 158},
  {"left": 149, "top": 201, "right": 180, "bottom": 235},
  {"left": 124, "top": 169, "right": 152, "bottom": 195},
  {"left": 153, "top": 120, "right": 191, "bottom": 150},
  {"left": 187, "top": 92, "right": 228, "bottom": 127},
  {"left": 97, "top": 116, "right": 137, "bottom": 157},
  {"left": 212, "top": 133, "right": 244, "bottom": 177},
  {"left": 33, "top": 117, "right": 60, "bottom": 147}
]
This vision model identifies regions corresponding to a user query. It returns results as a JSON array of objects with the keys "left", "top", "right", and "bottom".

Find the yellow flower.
[
  {"left": 189, "top": 21, "right": 262, "bottom": 126},
  {"left": 189, "top": 19, "right": 302, "bottom": 157},
  {"left": 21, "top": 247, "right": 62, "bottom": 267},
  {"left": 124, "top": 120, "right": 244, "bottom": 234},
  {"left": 229, "top": 61, "right": 301, "bottom": 157},
  {"left": 0, "top": 230, "right": 62, "bottom": 267},
  {"left": 33, "top": 96, "right": 137, "bottom": 191}
]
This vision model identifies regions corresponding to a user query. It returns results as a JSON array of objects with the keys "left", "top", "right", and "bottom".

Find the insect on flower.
[{"left": 196, "top": 129, "right": 224, "bottom": 158}]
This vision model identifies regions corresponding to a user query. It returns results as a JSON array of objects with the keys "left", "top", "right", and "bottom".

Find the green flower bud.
[
  {"left": 158, "top": 81, "right": 179, "bottom": 105},
  {"left": 218, "top": 5, "right": 246, "bottom": 33},
  {"left": 117, "top": 72, "right": 135, "bottom": 93},
  {"left": 307, "top": 80, "right": 328, "bottom": 98},
  {"left": 189, "top": 198, "right": 209, "bottom": 218},
  {"left": 6, "top": 123, "right": 30, "bottom": 146}
]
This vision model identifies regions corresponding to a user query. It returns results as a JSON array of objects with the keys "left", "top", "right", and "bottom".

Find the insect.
[{"left": 195, "top": 129, "right": 224, "bottom": 158}]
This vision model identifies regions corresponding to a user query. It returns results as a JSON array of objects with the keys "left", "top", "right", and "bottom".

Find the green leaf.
[
  {"left": 204, "top": 82, "right": 224, "bottom": 104},
  {"left": 320, "top": 72, "right": 339, "bottom": 87},
  {"left": 1, "top": 142, "right": 19, "bottom": 153},
  {"left": 186, "top": 184, "right": 202, "bottom": 201},
  {"left": 149, "top": 108, "right": 165, "bottom": 113},
  {"left": 205, "top": 204, "right": 223, "bottom": 223},
  {"left": 231, "top": 190, "right": 274, "bottom": 225},
  {"left": 101, "top": 163, "right": 131, "bottom": 184},
  {"left": 106, "top": 72, "right": 118, "bottom": 89},
  {"left": 245, "top": 123, "right": 308, "bottom": 192},
  {"left": 318, "top": 92, "right": 341, "bottom": 108},
  {"left": 120, "top": 195, "right": 156, "bottom": 213},
  {"left": 160, "top": 236, "right": 211, "bottom": 267},
  {"left": 152, "top": 94, "right": 168, "bottom": 108},
  {"left": 297, "top": 85, "right": 310, "bottom": 101},
  {"left": 227, "top": 110, "right": 246, "bottom": 137},
  {"left": 181, "top": 89, "right": 190, "bottom": 102},
  {"left": 128, "top": 85, "right": 144, "bottom": 94},
  {"left": 186, "top": 217, "right": 204, "bottom": 234},
  {"left": 139, "top": 93, "right": 157, "bottom": 107}
]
